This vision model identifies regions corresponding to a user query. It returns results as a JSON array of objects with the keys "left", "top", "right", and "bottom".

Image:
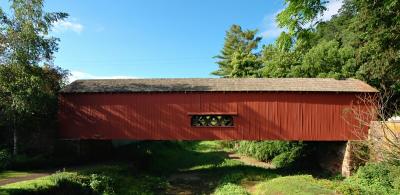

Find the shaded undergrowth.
[{"left": 0, "top": 141, "right": 340, "bottom": 195}]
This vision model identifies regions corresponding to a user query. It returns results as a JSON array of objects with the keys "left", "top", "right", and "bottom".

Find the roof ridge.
[{"left": 62, "top": 78, "right": 378, "bottom": 93}]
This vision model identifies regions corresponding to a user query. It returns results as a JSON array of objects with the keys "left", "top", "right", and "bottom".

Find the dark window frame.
[{"left": 188, "top": 112, "right": 236, "bottom": 128}]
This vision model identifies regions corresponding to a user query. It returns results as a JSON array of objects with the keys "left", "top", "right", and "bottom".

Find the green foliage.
[
  {"left": 214, "top": 183, "right": 249, "bottom": 195},
  {"left": 0, "top": 149, "right": 11, "bottom": 171},
  {"left": 276, "top": 0, "right": 327, "bottom": 35},
  {"left": 215, "top": 0, "right": 400, "bottom": 114},
  {"left": 337, "top": 163, "right": 400, "bottom": 195},
  {"left": 0, "top": 0, "right": 69, "bottom": 155},
  {"left": 271, "top": 145, "right": 304, "bottom": 168},
  {"left": 89, "top": 174, "right": 115, "bottom": 194},
  {"left": 235, "top": 141, "right": 308, "bottom": 168},
  {"left": 219, "top": 172, "right": 246, "bottom": 184},
  {"left": 1, "top": 141, "right": 341, "bottom": 194},
  {"left": 254, "top": 175, "right": 336, "bottom": 195},
  {"left": 0, "top": 171, "right": 116, "bottom": 195},
  {"left": 236, "top": 141, "right": 288, "bottom": 161},
  {"left": 49, "top": 172, "right": 93, "bottom": 194},
  {"left": 213, "top": 24, "right": 263, "bottom": 78},
  {"left": 265, "top": 0, "right": 400, "bottom": 113},
  {"left": 0, "top": 0, "right": 68, "bottom": 66}
]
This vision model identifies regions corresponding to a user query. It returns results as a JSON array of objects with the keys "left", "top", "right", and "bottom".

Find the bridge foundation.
[{"left": 316, "top": 141, "right": 360, "bottom": 177}]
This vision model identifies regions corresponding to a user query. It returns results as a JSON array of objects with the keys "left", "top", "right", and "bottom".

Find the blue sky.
[{"left": 0, "top": 0, "right": 343, "bottom": 81}]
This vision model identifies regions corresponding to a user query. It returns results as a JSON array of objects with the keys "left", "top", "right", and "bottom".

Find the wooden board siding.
[{"left": 58, "top": 92, "right": 373, "bottom": 140}]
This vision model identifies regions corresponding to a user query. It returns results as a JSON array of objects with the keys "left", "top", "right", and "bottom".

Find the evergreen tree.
[{"left": 213, "top": 25, "right": 263, "bottom": 78}]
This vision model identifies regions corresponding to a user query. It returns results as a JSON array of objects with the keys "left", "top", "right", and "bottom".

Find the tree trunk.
[{"left": 12, "top": 115, "right": 18, "bottom": 156}]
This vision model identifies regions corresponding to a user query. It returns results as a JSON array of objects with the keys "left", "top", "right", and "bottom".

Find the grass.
[
  {"left": 0, "top": 171, "right": 29, "bottom": 181},
  {"left": 0, "top": 175, "right": 53, "bottom": 190},
  {"left": 0, "top": 141, "right": 342, "bottom": 194},
  {"left": 253, "top": 175, "right": 337, "bottom": 195}
]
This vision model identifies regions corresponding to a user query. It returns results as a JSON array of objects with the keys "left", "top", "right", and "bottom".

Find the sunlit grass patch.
[
  {"left": 214, "top": 183, "right": 249, "bottom": 195},
  {"left": 0, "top": 175, "right": 54, "bottom": 190},
  {"left": 253, "top": 175, "right": 336, "bottom": 195},
  {"left": 0, "top": 171, "right": 29, "bottom": 181}
]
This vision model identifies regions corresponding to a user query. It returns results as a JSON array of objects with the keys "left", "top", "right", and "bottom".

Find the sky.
[{"left": 0, "top": 0, "right": 343, "bottom": 81}]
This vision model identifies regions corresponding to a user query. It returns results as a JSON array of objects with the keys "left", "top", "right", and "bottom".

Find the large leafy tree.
[
  {"left": 214, "top": 0, "right": 400, "bottom": 165},
  {"left": 262, "top": 0, "right": 400, "bottom": 115},
  {"left": 0, "top": 0, "right": 68, "bottom": 155},
  {"left": 213, "top": 25, "right": 263, "bottom": 78}
]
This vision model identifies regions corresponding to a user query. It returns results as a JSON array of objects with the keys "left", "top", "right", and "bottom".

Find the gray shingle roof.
[{"left": 60, "top": 78, "right": 378, "bottom": 93}]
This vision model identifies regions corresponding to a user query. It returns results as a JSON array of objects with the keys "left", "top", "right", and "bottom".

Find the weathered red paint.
[{"left": 58, "top": 92, "right": 374, "bottom": 140}]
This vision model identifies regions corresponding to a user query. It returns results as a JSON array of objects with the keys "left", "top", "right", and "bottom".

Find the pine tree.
[{"left": 213, "top": 25, "right": 263, "bottom": 78}]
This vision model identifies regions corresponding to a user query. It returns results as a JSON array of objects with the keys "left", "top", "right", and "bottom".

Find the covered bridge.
[{"left": 58, "top": 78, "right": 377, "bottom": 140}]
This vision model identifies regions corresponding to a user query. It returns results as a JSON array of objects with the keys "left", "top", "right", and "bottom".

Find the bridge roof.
[{"left": 60, "top": 78, "right": 378, "bottom": 93}]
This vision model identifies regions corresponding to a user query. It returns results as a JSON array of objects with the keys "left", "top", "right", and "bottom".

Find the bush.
[
  {"left": 338, "top": 163, "right": 400, "bottom": 195},
  {"left": 235, "top": 141, "right": 308, "bottom": 168},
  {"left": 0, "top": 149, "right": 11, "bottom": 170},
  {"left": 89, "top": 174, "right": 115, "bottom": 194},
  {"left": 236, "top": 141, "right": 287, "bottom": 161},
  {"left": 49, "top": 172, "right": 116, "bottom": 195},
  {"left": 50, "top": 172, "right": 93, "bottom": 194}
]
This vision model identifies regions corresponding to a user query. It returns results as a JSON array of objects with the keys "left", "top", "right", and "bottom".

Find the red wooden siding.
[{"left": 58, "top": 92, "right": 373, "bottom": 140}]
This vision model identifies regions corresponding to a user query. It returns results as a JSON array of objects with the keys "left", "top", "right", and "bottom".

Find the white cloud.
[
  {"left": 69, "top": 71, "right": 137, "bottom": 83},
  {"left": 53, "top": 20, "right": 84, "bottom": 34},
  {"left": 320, "top": 0, "right": 344, "bottom": 21}
]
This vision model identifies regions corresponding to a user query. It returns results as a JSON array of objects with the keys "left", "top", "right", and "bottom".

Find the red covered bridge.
[{"left": 58, "top": 78, "right": 377, "bottom": 140}]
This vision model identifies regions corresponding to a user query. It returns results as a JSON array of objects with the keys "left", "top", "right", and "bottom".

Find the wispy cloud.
[
  {"left": 53, "top": 20, "right": 84, "bottom": 34},
  {"left": 260, "top": 9, "right": 285, "bottom": 41},
  {"left": 320, "top": 0, "right": 344, "bottom": 21},
  {"left": 69, "top": 71, "right": 137, "bottom": 83}
]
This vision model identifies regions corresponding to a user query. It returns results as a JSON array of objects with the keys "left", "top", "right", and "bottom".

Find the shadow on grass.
[
  {"left": 0, "top": 141, "right": 336, "bottom": 195},
  {"left": 114, "top": 141, "right": 229, "bottom": 174}
]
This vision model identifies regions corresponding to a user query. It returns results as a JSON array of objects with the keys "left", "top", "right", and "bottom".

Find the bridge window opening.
[{"left": 191, "top": 115, "right": 234, "bottom": 127}]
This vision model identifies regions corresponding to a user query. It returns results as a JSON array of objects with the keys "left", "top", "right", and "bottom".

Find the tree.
[
  {"left": 0, "top": 0, "right": 68, "bottom": 155},
  {"left": 213, "top": 25, "right": 263, "bottom": 78},
  {"left": 214, "top": 0, "right": 400, "bottom": 170},
  {"left": 262, "top": 0, "right": 400, "bottom": 114}
]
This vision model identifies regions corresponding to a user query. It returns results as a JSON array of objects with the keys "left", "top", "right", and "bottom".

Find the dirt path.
[
  {"left": 0, "top": 172, "right": 51, "bottom": 186},
  {"left": 166, "top": 172, "right": 217, "bottom": 195}
]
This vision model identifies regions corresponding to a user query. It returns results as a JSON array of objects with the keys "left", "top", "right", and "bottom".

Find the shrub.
[
  {"left": 48, "top": 172, "right": 92, "bottom": 194},
  {"left": 235, "top": 141, "right": 308, "bottom": 168},
  {"left": 338, "top": 163, "right": 400, "bottom": 195},
  {"left": 0, "top": 149, "right": 11, "bottom": 170},
  {"left": 271, "top": 143, "right": 306, "bottom": 168},
  {"left": 48, "top": 172, "right": 116, "bottom": 195},
  {"left": 236, "top": 141, "right": 286, "bottom": 161},
  {"left": 89, "top": 174, "right": 115, "bottom": 194}
]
